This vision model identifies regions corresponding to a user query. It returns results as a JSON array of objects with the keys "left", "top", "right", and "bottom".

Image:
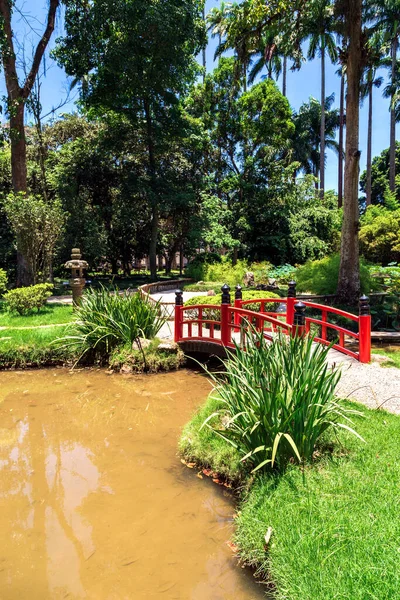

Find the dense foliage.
[{"left": 296, "top": 254, "right": 374, "bottom": 295}]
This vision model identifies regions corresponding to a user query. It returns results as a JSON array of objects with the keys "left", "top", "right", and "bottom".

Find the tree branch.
[
  {"left": 22, "top": 0, "right": 60, "bottom": 99},
  {"left": 0, "top": 0, "right": 21, "bottom": 98}
]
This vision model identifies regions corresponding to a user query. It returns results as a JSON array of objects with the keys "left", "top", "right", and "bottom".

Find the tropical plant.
[
  {"left": 60, "top": 288, "right": 167, "bottom": 362},
  {"left": 201, "top": 329, "right": 363, "bottom": 473},
  {"left": 206, "top": 1, "right": 233, "bottom": 46},
  {"left": 292, "top": 95, "right": 340, "bottom": 181}
]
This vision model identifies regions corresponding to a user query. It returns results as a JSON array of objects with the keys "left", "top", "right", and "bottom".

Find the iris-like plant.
[
  {"left": 59, "top": 287, "right": 167, "bottom": 362},
  {"left": 202, "top": 329, "right": 363, "bottom": 473}
]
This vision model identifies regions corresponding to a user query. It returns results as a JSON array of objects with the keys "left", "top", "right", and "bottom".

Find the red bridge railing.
[{"left": 174, "top": 282, "right": 372, "bottom": 363}]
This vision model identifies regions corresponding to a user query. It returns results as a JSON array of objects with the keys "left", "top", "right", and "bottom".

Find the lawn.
[
  {"left": 0, "top": 302, "right": 74, "bottom": 328},
  {"left": 373, "top": 346, "right": 400, "bottom": 368},
  {"left": 0, "top": 302, "right": 74, "bottom": 367},
  {"left": 180, "top": 395, "right": 400, "bottom": 600}
]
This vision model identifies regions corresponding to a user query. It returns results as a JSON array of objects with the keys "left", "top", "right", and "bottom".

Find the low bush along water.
[
  {"left": 201, "top": 329, "right": 363, "bottom": 473},
  {"left": 59, "top": 287, "right": 167, "bottom": 362}
]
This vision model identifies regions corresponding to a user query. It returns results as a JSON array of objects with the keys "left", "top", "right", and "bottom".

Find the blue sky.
[{"left": 3, "top": 0, "right": 397, "bottom": 193}]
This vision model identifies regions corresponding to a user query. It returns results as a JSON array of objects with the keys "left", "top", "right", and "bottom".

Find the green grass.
[
  {"left": 0, "top": 302, "right": 74, "bottom": 328},
  {"left": 181, "top": 397, "right": 400, "bottom": 599},
  {"left": 0, "top": 325, "right": 72, "bottom": 367},
  {"left": 373, "top": 347, "right": 400, "bottom": 368}
]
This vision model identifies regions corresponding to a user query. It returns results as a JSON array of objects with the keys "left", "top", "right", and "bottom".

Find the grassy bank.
[
  {"left": 0, "top": 304, "right": 74, "bottom": 368},
  {"left": 0, "top": 325, "right": 73, "bottom": 368},
  {"left": 180, "top": 395, "right": 400, "bottom": 599}
]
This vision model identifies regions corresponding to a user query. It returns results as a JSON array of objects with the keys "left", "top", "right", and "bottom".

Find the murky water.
[{"left": 0, "top": 369, "right": 265, "bottom": 600}]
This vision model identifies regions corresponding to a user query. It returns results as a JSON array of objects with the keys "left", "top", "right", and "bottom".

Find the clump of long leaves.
[
  {"left": 59, "top": 287, "right": 167, "bottom": 362},
  {"left": 202, "top": 329, "right": 364, "bottom": 473}
]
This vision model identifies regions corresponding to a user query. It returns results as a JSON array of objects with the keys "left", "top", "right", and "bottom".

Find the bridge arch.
[{"left": 173, "top": 283, "right": 371, "bottom": 363}]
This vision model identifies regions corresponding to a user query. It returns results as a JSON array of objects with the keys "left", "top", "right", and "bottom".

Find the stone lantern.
[{"left": 65, "top": 248, "right": 88, "bottom": 306}]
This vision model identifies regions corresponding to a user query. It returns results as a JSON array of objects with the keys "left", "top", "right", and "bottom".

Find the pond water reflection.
[{"left": 0, "top": 369, "right": 266, "bottom": 600}]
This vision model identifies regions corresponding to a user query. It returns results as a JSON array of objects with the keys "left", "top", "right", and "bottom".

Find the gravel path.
[
  {"left": 331, "top": 357, "right": 400, "bottom": 414},
  {"left": 157, "top": 291, "right": 400, "bottom": 416}
]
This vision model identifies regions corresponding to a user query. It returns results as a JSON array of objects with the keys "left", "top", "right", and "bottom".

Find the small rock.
[
  {"left": 120, "top": 364, "right": 133, "bottom": 374},
  {"left": 207, "top": 289, "right": 216, "bottom": 296},
  {"left": 371, "top": 353, "right": 391, "bottom": 364},
  {"left": 158, "top": 341, "right": 178, "bottom": 353},
  {"left": 132, "top": 337, "right": 152, "bottom": 351},
  {"left": 243, "top": 271, "right": 255, "bottom": 287}
]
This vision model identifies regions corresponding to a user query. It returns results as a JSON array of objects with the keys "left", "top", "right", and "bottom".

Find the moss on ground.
[
  {"left": 179, "top": 395, "right": 400, "bottom": 600},
  {"left": 109, "top": 338, "right": 185, "bottom": 374}
]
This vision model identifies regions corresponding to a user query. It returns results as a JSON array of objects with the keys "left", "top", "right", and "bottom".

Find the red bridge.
[{"left": 173, "top": 282, "right": 371, "bottom": 363}]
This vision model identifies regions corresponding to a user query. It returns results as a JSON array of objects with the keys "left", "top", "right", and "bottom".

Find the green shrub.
[
  {"left": 205, "top": 259, "right": 249, "bottom": 287},
  {"left": 0, "top": 269, "right": 7, "bottom": 297},
  {"left": 201, "top": 330, "right": 362, "bottom": 473},
  {"left": 183, "top": 281, "right": 225, "bottom": 293},
  {"left": 296, "top": 254, "right": 374, "bottom": 295},
  {"left": 359, "top": 205, "right": 400, "bottom": 264},
  {"left": 4, "top": 283, "right": 53, "bottom": 315},
  {"left": 184, "top": 289, "right": 280, "bottom": 308},
  {"left": 184, "top": 290, "right": 281, "bottom": 322},
  {"left": 60, "top": 287, "right": 167, "bottom": 362},
  {"left": 185, "top": 252, "right": 222, "bottom": 280},
  {"left": 369, "top": 263, "right": 400, "bottom": 330}
]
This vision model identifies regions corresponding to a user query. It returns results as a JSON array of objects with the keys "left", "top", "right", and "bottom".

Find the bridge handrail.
[
  {"left": 301, "top": 301, "right": 359, "bottom": 323},
  {"left": 228, "top": 306, "right": 292, "bottom": 331},
  {"left": 174, "top": 284, "right": 371, "bottom": 363}
]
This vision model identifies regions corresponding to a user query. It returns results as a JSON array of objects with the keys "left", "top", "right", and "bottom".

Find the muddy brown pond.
[{"left": 0, "top": 369, "right": 266, "bottom": 600}]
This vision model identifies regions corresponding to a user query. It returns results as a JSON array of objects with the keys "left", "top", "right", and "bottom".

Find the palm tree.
[
  {"left": 361, "top": 34, "right": 385, "bottom": 206},
  {"left": 370, "top": 0, "right": 400, "bottom": 193},
  {"left": 248, "top": 29, "right": 293, "bottom": 97},
  {"left": 206, "top": 2, "right": 233, "bottom": 47},
  {"left": 306, "top": 0, "right": 338, "bottom": 197},
  {"left": 293, "top": 95, "right": 340, "bottom": 183},
  {"left": 248, "top": 30, "right": 282, "bottom": 84}
]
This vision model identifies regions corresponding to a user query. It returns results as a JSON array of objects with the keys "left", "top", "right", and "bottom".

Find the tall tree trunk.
[
  {"left": 144, "top": 99, "right": 158, "bottom": 280},
  {"left": 320, "top": 42, "right": 326, "bottom": 198},
  {"left": 9, "top": 102, "right": 27, "bottom": 193},
  {"left": 390, "top": 36, "right": 398, "bottom": 193},
  {"left": 10, "top": 102, "right": 31, "bottom": 285},
  {"left": 282, "top": 55, "right": 287, "bottom": 97},
  {"left": 366, "top": 82, "right": 373, "bottom": 207},
  {"left": 338, "top": 71, "right": 345, "bottom": 208},
  {"left": 337, "top": 0, "right": 362, "bottom": 304},
  {"left": 202, "top": 4, "right": 206, "bottom": 82}
]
